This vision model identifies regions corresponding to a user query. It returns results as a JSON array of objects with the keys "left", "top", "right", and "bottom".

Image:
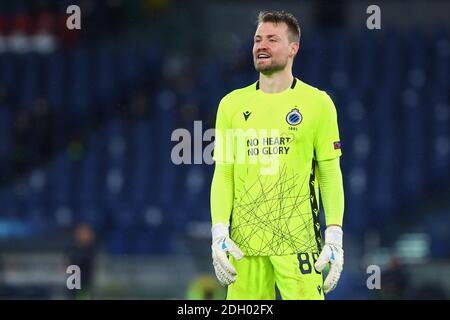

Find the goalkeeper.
[{"left": 210, "top": 10, "right": 345, "bottom": 300}]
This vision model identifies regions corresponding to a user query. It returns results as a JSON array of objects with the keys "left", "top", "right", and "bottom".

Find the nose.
[{"left": 256, "top": 41, "right": 269, "bottom": 52}]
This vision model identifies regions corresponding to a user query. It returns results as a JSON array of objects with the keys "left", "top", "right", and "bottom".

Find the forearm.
[
  {"left": 317, "top": 157, "right": 344, "bottom": 227},
  {"left": 211, "top": 162, "right": 234, "bottom": 226}
]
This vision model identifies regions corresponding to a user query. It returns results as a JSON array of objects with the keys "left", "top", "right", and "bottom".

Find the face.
[{"left": 253, "top": 22, "right": 298, "bottom": 75}]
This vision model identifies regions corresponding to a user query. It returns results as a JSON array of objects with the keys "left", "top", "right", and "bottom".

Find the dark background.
[{"left": 0, "top": 0, "right": 449, "bottom": 299}]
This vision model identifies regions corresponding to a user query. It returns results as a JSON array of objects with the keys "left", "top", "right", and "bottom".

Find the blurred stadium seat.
[
  {"left": 0, "top": 0, "right": 449, "bottom": 300},
  {"left": 0, "top": 27, "right": 448, "bottom": 255}
]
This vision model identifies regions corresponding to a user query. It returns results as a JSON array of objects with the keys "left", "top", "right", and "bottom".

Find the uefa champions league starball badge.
[{"left": 286, "top": 108, "right": 302, "bottom": 126}]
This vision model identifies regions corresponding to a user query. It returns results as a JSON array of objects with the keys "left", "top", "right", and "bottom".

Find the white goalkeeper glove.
[
  {"left": 211, "top": 223, "right": 244, "bottom": 286},
  {"left": 314, "top": 225, "right": 344, "bottom": 294}
]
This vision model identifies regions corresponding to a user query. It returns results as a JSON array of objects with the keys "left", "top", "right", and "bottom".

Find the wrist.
[
  {"left": 212, "top": 222, "right": 229, "bottom": 241},
  {"left": 325, "top": 225, "right": 343, "bottom": 247}
]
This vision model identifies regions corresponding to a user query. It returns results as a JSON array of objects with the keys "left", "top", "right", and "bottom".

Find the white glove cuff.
[
  {"left": 325, "top": 225, "right": 343, "bottom": 247},
  {"left": 212, "top": 222, "right": 229, "bottom": 241}
]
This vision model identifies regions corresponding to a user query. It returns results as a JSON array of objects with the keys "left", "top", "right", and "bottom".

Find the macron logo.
[{"left": 243, "top": 111, "right": 251, "bottom": 121}]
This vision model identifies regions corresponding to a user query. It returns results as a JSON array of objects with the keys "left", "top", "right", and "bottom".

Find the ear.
[{"left": 289, "top": 42, "right": 300, "bottom": 58}]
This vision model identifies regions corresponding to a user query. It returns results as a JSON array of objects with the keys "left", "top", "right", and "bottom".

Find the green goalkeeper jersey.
[{"left": 213, "top": 78, "right": 342, "bottom": 256}]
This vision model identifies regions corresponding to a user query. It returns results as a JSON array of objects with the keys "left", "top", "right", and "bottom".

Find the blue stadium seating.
[{"left": 0, "top": 29, "right": 449, "bottom": 255}]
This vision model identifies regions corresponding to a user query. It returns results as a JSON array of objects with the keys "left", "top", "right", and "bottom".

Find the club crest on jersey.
[{"left": 286, "top": 108, "right": 302, "bottom": 126}]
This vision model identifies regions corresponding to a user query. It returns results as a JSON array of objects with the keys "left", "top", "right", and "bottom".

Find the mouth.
[{"left": 256, "top": 53, "right": 271, "bottom": 61}]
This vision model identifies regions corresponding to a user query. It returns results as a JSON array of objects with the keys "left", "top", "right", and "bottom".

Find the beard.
[{"left": 253, "top": 55, "right": 288, "bottom": 75}]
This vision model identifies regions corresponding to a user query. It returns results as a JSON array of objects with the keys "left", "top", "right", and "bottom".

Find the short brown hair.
[{"left": 257, "top": 10, "right": 301, "bottom": 43}]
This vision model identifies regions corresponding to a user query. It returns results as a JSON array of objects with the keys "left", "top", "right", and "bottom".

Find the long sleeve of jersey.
[
  {"left": 317, "top": 157, "right": 345, "bottom": 227},
  {"left": 210, "top": 162, "right": 234, "bottom": 226}
]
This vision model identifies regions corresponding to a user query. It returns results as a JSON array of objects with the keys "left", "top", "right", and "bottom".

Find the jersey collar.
[{"left": 256, "top": 77, "right": 297, "bottom": 90}]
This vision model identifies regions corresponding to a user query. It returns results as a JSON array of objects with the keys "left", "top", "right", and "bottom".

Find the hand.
[
  {"left": 314, "top": 225, "right": 344, "bottom": 294},
  {"left": 211, "top": 223, "right": 244, "bottom": 286}
]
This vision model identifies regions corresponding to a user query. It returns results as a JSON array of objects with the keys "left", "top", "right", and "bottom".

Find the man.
[{"left": 210, "top": 10, "right": 345, "bottom": 300}]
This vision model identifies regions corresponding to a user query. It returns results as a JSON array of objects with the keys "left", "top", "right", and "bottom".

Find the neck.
[{"left": 258, "top": 68, "right": 294, "bottom": 93}]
